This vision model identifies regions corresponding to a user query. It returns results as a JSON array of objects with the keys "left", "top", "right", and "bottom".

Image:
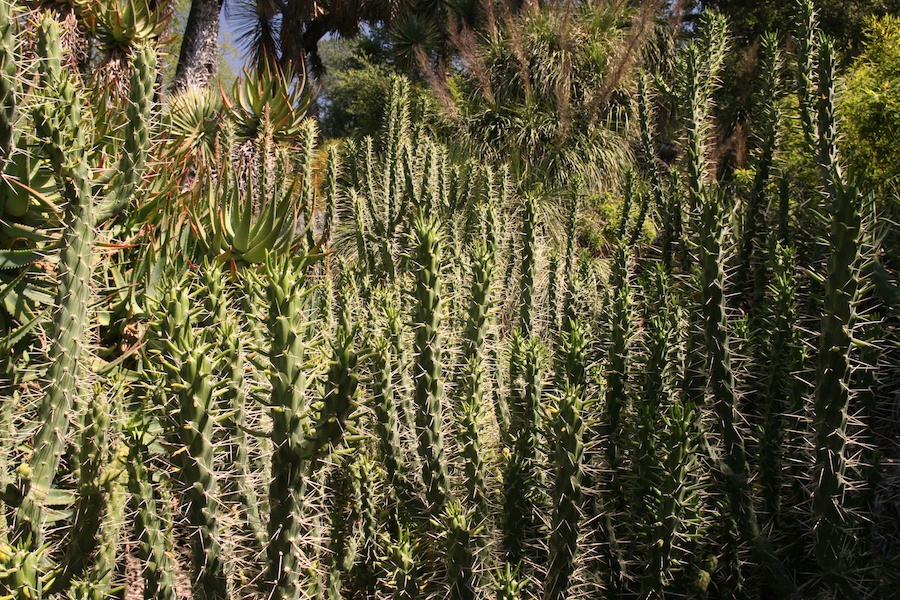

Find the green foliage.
[{"left": 841, "top": 16, "right": 900, "bottom": 187}]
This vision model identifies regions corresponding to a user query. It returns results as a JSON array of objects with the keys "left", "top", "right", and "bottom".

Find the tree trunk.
[{"left": 172, "top": 0, "right": 223, "bottom": 91}]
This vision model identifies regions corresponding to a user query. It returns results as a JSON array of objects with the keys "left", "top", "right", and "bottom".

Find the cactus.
[
  {"left": 53, "top": 391, "right": 112, "bottom": 591},
  {"left": 265, "top": 255, "right": 314, "bottom": 600},
  {"left": 518, "top": 193, "right": 537, "bottom": 333},
  {"left": 443, "top": 500, "right": 479, "bottom": 600},
  {"left": 385, "top": 526, "right": 419, "bottom": 600},
  {"left": 372, "top": 336, "right": 408, "bottom": 498},
  {"left": 0, "top": 0, "right": 18, "bottom": 168},
  {"left": 412, "top": 214, "right": 450, "bottom": 513},
  {"left": 698, "top": 191, "right": 794, "bottom": 597},
  {"left": 299, "top": 307, "right": 359, "bottom": 461},
  {"left": 457, "top": 358, "right": 490, "bottom": 525},
  {"left": 126, "top": 413, "right": 177, "bottom": 600},
  {"left": 12, "top": 17, "right": 96, "bottom": 550},
  {"left": 96, "top": 43, "right": 156, "bottom": 221},
  {"left": 737, "top": 32, "right": 781, "bottom": 305},
  {"left": 154, "top": 287, "right": 227, "bottom": 599},
  {"left": 543, "top": 386, "right": 584, "bottom": 600},
  {"left": 325, "top": 461, "right": 356, "bottom": 600},
  {"left": 810, "top": 36, "right": 863, "bottom": 586}
]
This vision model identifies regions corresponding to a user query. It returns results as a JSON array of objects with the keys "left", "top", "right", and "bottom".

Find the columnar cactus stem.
[
  {"left": 412, "top": 215, "right": 450, "bottom": 513},
  {"left": 127, "top": 435, "right": 177, "bottom": 600},
  {"left": 443, "top": 500, "right": 478, "bottom": 600},
  {"left": 13, "top": 18, "right": 94, "bottom": 550},
  {"left": 55, "top": 393, "right": 111, "bottom": 591},
  {"left": 265, "top": 256, "right": 313, "bottom": 600},
  {"left": 699, "top": 194, "right": 794, "bottom": 597},
  {"left": 458, "top": 357, "right": 489, "bottom": 524},
  {"left": 97, "top": 44, "right": 156, "bottom": 220},
  {"left": 156, "top": 288, "right": 227, "bottom": 599},
  {"left": 0, "top": 0, "right": 18, "bottom": 168},
  {"left": 737, "top": 32, "right": 781, "bottom": 304},
  {"left": 811, "top": 37, "right": 862, "bottom": 585},
  {"left": 372, "top": 337, "right": 407, "bottom": 497},
  {"left": 543, "top": 386, "right": 584, "bottom": 600},
  {"left": 518, "top": 194, "right": 537, "bottom": 334}
]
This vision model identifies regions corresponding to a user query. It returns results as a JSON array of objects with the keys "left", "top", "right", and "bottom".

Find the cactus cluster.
[{"left": 0, "top": 1, "right": 895, "bottom": 599}]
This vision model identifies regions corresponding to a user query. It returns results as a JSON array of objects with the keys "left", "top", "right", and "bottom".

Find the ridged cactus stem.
[
  {"left": 811, "top": 39, "right": 862, "bottom": 584},
  {"left": 562, "top": 188, "right": 578, "bottom": 330},
  {"left": 372, "top": 339, "right": 407, "bottom": 498},
  {"left": 97, "top": 44, "right": 156, "bottom": 220},
  {"left": 605, "top": 242, "right": 632, "bottom": 475},
  {"left": 518, "top": 194, "right": 537, "bottom": 334},
  {"left": 759, "top": 245, "right": 802, "bottom": 527},
  {"left": 795, "top": 0, "right": 820, "bottom": 151},
  {"left": 323, "top": 145, "right": 339, "bottom": 247},
  {"left": 458, "top": 357, "right": 489, "bottom": 524},
  {"left": 325, "top": 463, "right": 355, "bottom": 600},
  {"left": 265, "top": 257, "right": 313, "bottom": 600},
  {"left": 543, "top": 386, "right": 584, "bottom": 600},
  {"left": 219, "top": 326, "right": 266, "bottom": 548},
  {"left": 300, "top": 308, "right": 359, "bottom": 461},
  {"left": 127, "top": 437, "right": 177, "bottom": 600},
  {"left": 157, "top": 290, "right": 227, "bottom": 600},
  {"left": 412, "top": 215, "right": 450, "bottom": 513},
  {"left": 463, "top": 241, "right": 495, "bottom": 364},
  {"left": 13, "top": 18, "right": 94, "bottom": 550},
  {"left": 640, "top": 399, "right": 701, "bottom": 599},
  {"left": 0, "top": 0, "right": 18, "bottom": 168},
  {"left": 738, "top": 32, "right": 781, "bottom": 304},
  {"left": 444, "top": 500, "right": 478, "bottom": 600},
  {"left": 387, "top": 526, "right": 419, "bottom": 600},
  {"left": 699, "top": 195, "right": 794, "bottom": 597},
  {"left": 349, "top": 456, "right": 378, "bottom": 595},
  {"left": 54, "top": 393, "right": 111, "bottom": 591}
]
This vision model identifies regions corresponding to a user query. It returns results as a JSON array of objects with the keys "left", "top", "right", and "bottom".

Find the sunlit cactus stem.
[
  {"left": 156, "top": 288, "right": 227, "bottom": 600},
  {"left": 0, "top": 0, "right": 18, "bottom": 167},
  {"left": 54, "top": 392, "right": 111, "bottom": 592},
  {"left": 443, "top": 500, "right": 478, "bottom": 600},
  {"left": 97, "top": 43, "right": 156, "bottom": 220},
  {"left": 412, "top": 214, "right": 450, "bottom": 513},
  {"left": 127, "top": 432, "right": 177, "bottom": 600},
  {"left": 265, "top": 256, "right": 313, "bottom": 599},
  {"left": 13, "top": 18, "right": 94, "bottom": 550},
  {"left": 458, "top": 357, "right": 489, "bottom": 524},
  {"left": 518, "top": 193, "right": 537, "bottom": 333},
  {"left": 371, "top": 338, "right": 407, "bottom": 498},
  {"left": 738, "top": 32, "right": 781, "bottom": 304}
]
